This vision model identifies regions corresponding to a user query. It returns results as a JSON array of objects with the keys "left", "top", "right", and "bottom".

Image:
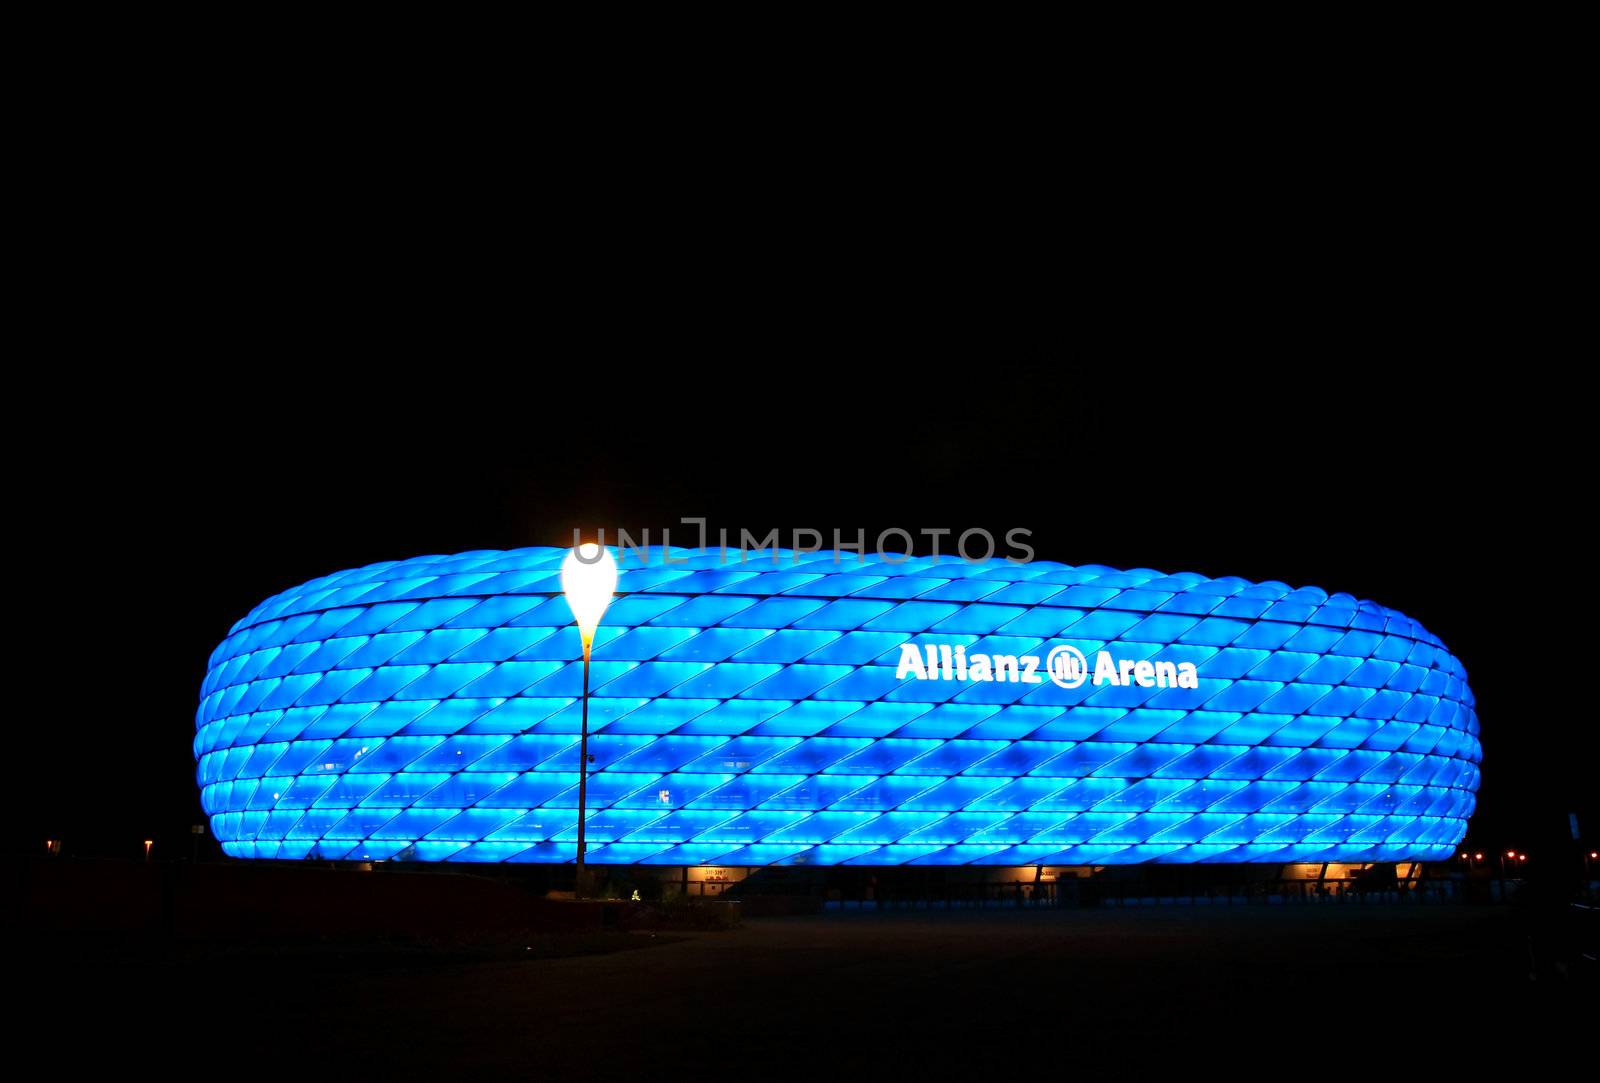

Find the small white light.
[{"left": 561, "top": 544, "right": 619, "bottom": 647}]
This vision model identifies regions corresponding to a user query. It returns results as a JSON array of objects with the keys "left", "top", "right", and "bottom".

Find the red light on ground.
[{"left": 1474, "top": 853, "right": 1484, "bottom": 860}]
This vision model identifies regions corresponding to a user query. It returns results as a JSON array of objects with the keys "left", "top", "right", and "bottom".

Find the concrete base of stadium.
[
  {"left": 591, "top": 859, "right": 1495, "bottom": 907},
  {"left": 31, "top": 855, "right": 1546, "bottom": 946}
]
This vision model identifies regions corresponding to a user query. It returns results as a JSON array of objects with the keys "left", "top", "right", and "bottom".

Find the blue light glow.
[{"left": 196, "top": 548, "right": 1480, "bottom": 865}]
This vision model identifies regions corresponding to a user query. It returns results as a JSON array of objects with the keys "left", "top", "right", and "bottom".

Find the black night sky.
[{"left": 19, "top": 364, "right": 1591, "bottom": 865}]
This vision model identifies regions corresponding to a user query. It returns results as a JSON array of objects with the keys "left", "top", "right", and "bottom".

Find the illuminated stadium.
[{"left": 194, "top": 546, "right": 1480, "bottom": 869}]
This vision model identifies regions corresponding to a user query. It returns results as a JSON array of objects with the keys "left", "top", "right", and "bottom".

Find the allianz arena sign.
[{"left": 895, "top": 641, "right": 1201, "bottom": 690}]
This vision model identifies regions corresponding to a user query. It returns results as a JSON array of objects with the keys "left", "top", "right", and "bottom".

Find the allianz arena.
[{"left": 194, "top": 547, "right": 1480, "bottom": 866}]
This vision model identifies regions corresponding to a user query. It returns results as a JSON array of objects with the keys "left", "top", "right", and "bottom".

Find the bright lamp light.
[{"left": 561, "top": 543, "right": 618, "bottom": 647}]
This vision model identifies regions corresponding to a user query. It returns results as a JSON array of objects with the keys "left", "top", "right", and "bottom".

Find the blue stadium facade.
[{"left": 195, "top": 547, "right": 1480, "bottom": 866}]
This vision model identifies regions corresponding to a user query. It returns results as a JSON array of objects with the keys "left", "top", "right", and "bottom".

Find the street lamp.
[{"left": 561, "top": 542, "right": 618, "bottom": 899}]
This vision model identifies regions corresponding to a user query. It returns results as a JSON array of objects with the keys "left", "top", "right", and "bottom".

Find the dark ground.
[{"left": 23, "top": 905, "right": 1593, "bottom": 1073}]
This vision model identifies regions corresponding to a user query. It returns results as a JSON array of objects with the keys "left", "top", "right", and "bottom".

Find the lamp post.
[{"left": 561, "top": 543, "right": 618, "bottom": 899}]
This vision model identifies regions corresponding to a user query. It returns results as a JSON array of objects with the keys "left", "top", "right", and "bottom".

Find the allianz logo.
[{"left": 895, "top": 641, "right": 1200, "bottom": 691}]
